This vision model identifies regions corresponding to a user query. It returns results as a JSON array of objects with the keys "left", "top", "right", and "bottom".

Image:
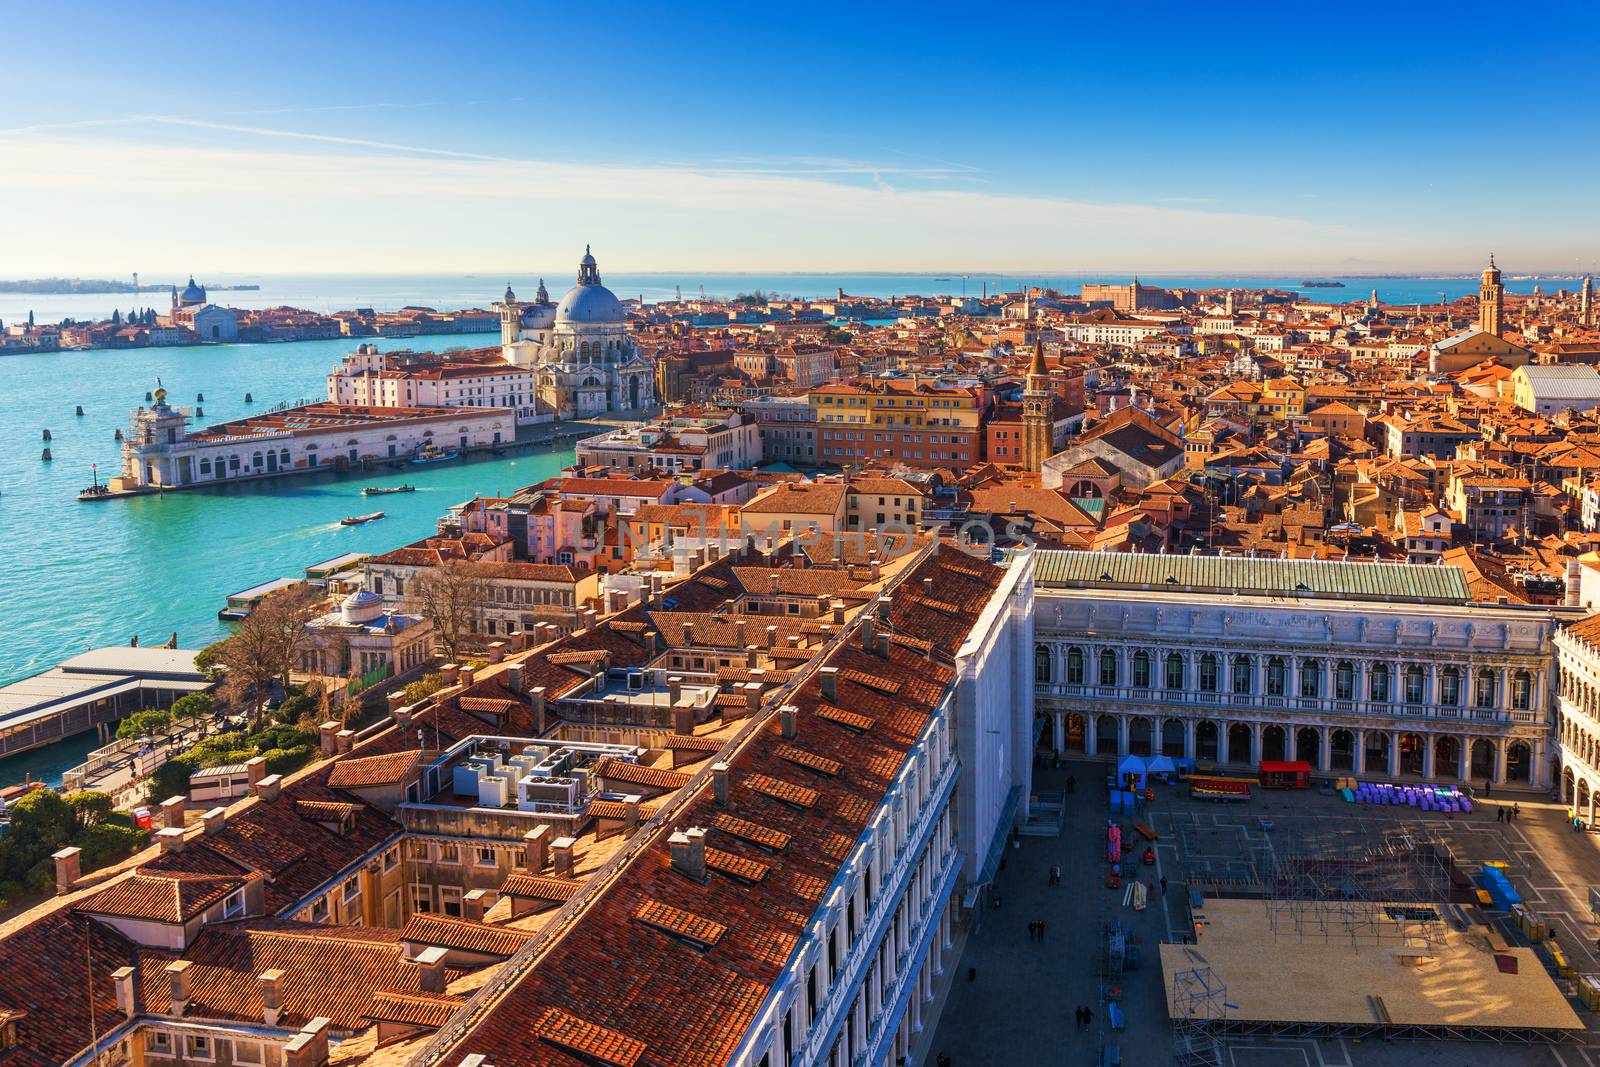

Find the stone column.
[
  {"left": 1423, "top": 735, "right": 1436, "bottom": 780},
  {"left": 1052, "top": 712, "right": 1065, "bottom": 755},
  {"left": 1494, "top": 739, "right": 1508, "bottom": 784},
  {"left": 1319, "top": 726, "right": 1333, "bottom": 773},
  {"left": 1184, "top": 719, "right": 1196, "bottom": 761},
  {"left": 1589, "top": 788, "right": 1596, "bottom": 830},
  {"left": 1458, "top": 736, "right": 1469, "bottom": 781},
  {"left": 1388, "top": 733, "right": 1400, "bottom": 778},
  {"left": 1354, "top": 728, "right": 1367, "bottom": 774},
  {"left": 1218, "top": 721, "right": 1231, "bottom": 765},
  {"left": 1116, "top": 716, "right": 1129, "bottom": 756},
  {"left": 1286, "top": 726, "right": 1298, "bottom": 763},
  {"left": 1086, "top": 715, "right": 1099, "bottom": 757},
  {"left": 1251, "top": 722, "right": 1263, "bottom": 765}
]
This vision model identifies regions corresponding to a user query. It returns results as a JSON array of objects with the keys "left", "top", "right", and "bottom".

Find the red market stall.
[{"left": 1258, "top": 760, "right": 1312, "bottom": 789}]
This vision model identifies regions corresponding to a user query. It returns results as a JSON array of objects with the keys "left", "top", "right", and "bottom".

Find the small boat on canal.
[{"left": 340, "top": 511, "right": 385, "bottom": 526}]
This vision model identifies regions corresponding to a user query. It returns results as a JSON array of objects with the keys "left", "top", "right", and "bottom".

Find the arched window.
[
  {"left": 1164, "top": 653, "right": 1185, "bottom": 691},
  {"left": 1066, "top": 646, "right": 1084, "bottom": 685},
  {"left": 1034, "top": 645, "right": 1052, "bottom": 684},
  {"left": 1099, "top": 649, "right": 1118, "bottom": 687},
  {"left": 1476, "top": 669, "right": 1497, "bottom": 709},
  {"left": 1199, "top": 654, "right": 1218, "bottom": 692},
  {"left": 1404, "top": 665, "right": 1425, "bottom": 704},
  {"left": 1335, "top": 661, "right": 1355, "bottom": 700},
  {"left": 1232, "top": 655, "right": 1253, "bottom": 695},
  {"left": 1369, "top": 664, "right": 1390, "bottom": 703},
  {"left": 1440, "top": 667, "right": 1461, "bottom": 706},
  {"left": 1300, "top": 659, "right": 1321, "bottom": 698},
  {"left": 1266, "top": 657, "right": 1286, "bottom": 697},
  {"left": 1132, "top": 651, "right": 1151, "bottom": 689},
  {"left": 1513, "top": 671, "right": 1532, "bottom": 711}
]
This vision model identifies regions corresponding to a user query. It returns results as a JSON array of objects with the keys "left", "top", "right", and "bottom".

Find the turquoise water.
[{"left": 0, "top": 334, "right": 574, "bottom": 687}]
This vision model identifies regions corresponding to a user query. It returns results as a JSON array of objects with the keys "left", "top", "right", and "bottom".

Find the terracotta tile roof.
[
  {"left": 367, "top": 990, "right": 466, "bottom": 1028},
  {"left": 662, "top": 734, "right": 726, "bottom": 753},
  {"left": 400, "top": 913, "right": 533, "bottom": 958},
  {"left": 745, "top": 773, "right": 820, "bottom": 809},
  {"left": 459, "top": 696, "right": 521, "bottom": 716},
  {"left": 815, "top": 703, "right": 874, "bottom": 732},
  {"left": 0, "top": 909, "right": 140, "bottom": 1065},
  {"left": 593, "top": 758, "right": 690, "bottom": 791},
  {"left": 704, "top": 847, "right": 770, "bottom": 884},
  {"left": 533, "top": 1007, "right": 648, "bottom": 1067},
  {"left": 294, "top": 799, "right": 360, "bottom": 823},
  {"left": 633, "top": 899, "right": 727, "bottom": 949},
  {"left": 327, "top": 749, "right": 424, "bottom": 790},
  {"left": 585, "top": 800, "right": 638, "bottom": 821},
  {"left": 500, "top": 874, "right": 582, "bottom": 902},
  {"left": 75, "top": 871, "right": 247, "bottom": 924},
  {"left": 709, "top": 812, "right": 791, "bottom": 852},
  {"left": 773, "top": 744, "right": 843, "bottom": 777}
]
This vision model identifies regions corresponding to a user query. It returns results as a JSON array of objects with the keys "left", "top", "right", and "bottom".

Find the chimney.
[
  {"left": 765, "top": 624, "right": 779, "bottom": 648},
  {"left": 415, "top": 946, "right": 448, "bottom": 994},
  {"left": 524, "top": 826, "right": 550, "bottom": 872},
  {"left": 876, "top": 596, "right": 891, "bottom": 623},
  {"left": 669, "top": 827, "right": 707, "bottom": 882},
  {"left": 156, "top": 827, "right": 187, "bottom": 854},
  {"left": 284, "top": 1018, "right": 331, "bottom": 1067},
  {"left": 745, "top": 645, "right": 759, "bottom": 668},
  {"left": 530, "top": 686, "right": 548, "bottom": 734},
  {"left": 440, "top": 663, "right": 460, "bottom": 686},
  {"left": 622, "top": 795, "right": 641, "bottom": 833},
  {"left": 166, "top": 959, "right": 193, "bottom": 1016},
  {"left": 552, "top": 836, "right": 576, "bottom": 878},
  {"left": 336, "top": 729, "right": 355, "bottom": 753},
  {"left": 487, "top": 641, "right": 507, "bottom": 664},
  {"left": 459, "top": 666, "right": 476, "bottom": 687},
  {"left": 160, "top": 795, "right": 186, "bottom": 830},
  {"left": 202, "top": 807, "right": 227, "bottom": 836},
  {"left": 712, "top": 763, "right": 730, "bottom": 805},
  {"left": 673, "top": 703, "right": 694, "bottom": 735},
  {"left": 319, "top": 721, "right": 340, "bottom": 756},
  {"left": 112, "top": 966, "right": 137, "bottom": 1019},
  {"left": 259, "top": 969, "right": 285, "bottom": 1025},
  {"left": 510, "top": 629, "right": 529, "bottom": 652},
  {"left": 779, "top": 704, "right": 798, "bottom": 739},
  {"left": 819, "top": 666, "right": 839, "bottom": 703},
  {"left": 862, "top": 617, "right": 877, "bottom": 652},
  {"left": 870, "top": 558, "right": 881, "bottom": 581},
  {"left": 463, "top": 888, "right": 489, "bottom": 921},
  {"left": 506, "top": 663, "right": 524, "bottom": 694},
  {"left": 922, "top": 577, "right": 934, "bottom": 594},
  {"left": 786, "top": 634, "right": 801, "bottom": 650},
  {"left": 52, "top": 846, "right": 80, "bottom": 895},
  {"left": 735, "top": 619, "right": 748, "bottom": 647},
  {"left": 769, "top": 572, "right": 780, "bottom": 596},
  {"left": 643, "top": 629, "right": 659, "bottom": 653},
  {"left": 744, "top": 681, "right": 761, "bottom": 713},
  {"left": 668, "top": 675, "right": 683, "bottom": 706},
  {"left": 831, "top": 600, "right": 846, "bottom": 624},
  {"left": 582, "top": 607, "right": 599, "bottom": 630},
  {"left": 256, "top": 774, "right": 283, "bottom": 804},
  {"left": 245, "top": 756, "right": 268, "bottom": 794},
  {"left": 878, "top": 632, "right": 892, "bottom": 658}
]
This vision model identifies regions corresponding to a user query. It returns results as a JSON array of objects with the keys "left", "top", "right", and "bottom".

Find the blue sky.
[{"left": 2, "top": 2, "right": 1597, "bottom": 274}]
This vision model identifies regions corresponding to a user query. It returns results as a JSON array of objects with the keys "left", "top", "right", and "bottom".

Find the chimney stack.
[
  {"left": 319, "top": 721, "right": 340, "bottom": 756},
  {"left": 668, "top": 675, "right": 683, "bottom": 707},
  {"left": 256, "top": 774, "right": 283, "bottom": 804},
  {"left": 415, "top": 946, "right": 449, "bottom": 994},
  {"left": 259, "top": 969, "right": 285, "bottom": 1025},
  {"left": 337, "top": 729, "right": 355, "bottom": 753},
  {"left": 712, "top": 762, "right": 730, "bottom": 805},
  {"left": 862, "top": 617, "right": 876, "bottom": 652},
  {"left": 623, "top": 795, "right": 641, "bottom": 833},
  {"left": 506, "top": 663, "right": 524, "bottom": 694},
  {"left": 878, "top": 632, "right": 892, "bottom": 659},
  {"left": 440, "top": 663, "right": 460, "bottom": 686},
  {"left": 552, "top": 836, "right": 576, "bottom": 878},
  {"left": 245, "top": 756, "right": 268, "bottom": 794},
  {"left": 284, "top": 1018, "right": 331, "bottom": 1067},
  {"left": 530, "top": 686, "right": 548, "bottom": 734},
  {"left": 487, "top": 641, "right": 507, "bottom": 664},
  {"left": 831, "top": 600, "right": 846, "bottom": 624},
  {"left": 819, "top": 666, "right": 839, "bottom": 703},
  {"left": 673, "top": 703, "right": 694, "bottom": 735},
  {"left": 161, "top": 795, "right": 186, "bottom": 830},
  {"left": 735, "top": 619, "right": 748, "bottom": 647},
  {"left": 463, "top": 888, "right": 488, "bottom": 922},
  {"left": 765, "top": 624, "right": 779, "bottom": 648},
  {"left": 876, "top": 596, "right": 891, "bottom": 623},
  {"left": 779, "top": 705, "right": 798, "bottom": 739},
  {"left": 112, "top": 966, "right": 137, "bottom": 1019},
  {"left": 202, "top": 807, "right": 227, "bottom": 836},
  {"left": 669, "top": 827, "right": 707, "bottom": 882},
  {"left": 459, "top": 666, "right": 476, "bottom": 687},
  {"left": 510, "top": 629, "right": 529, "bottom": 652},
  {"left": 166, "top": 960, "right": 193, "bottom": 1016},
  {"left": 524, "top": 826, "right": 550, "bottom": 872},
  {"left": 156, "top": 827, "right": 187, "bottom": 854},
  {"left": 52, "top": 846, "right": 80, "bottom": 895}
]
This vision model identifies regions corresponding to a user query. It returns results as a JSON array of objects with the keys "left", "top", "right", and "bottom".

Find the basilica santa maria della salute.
[{"left": 497, "top": 246, "right": 655, "bottom": 417}]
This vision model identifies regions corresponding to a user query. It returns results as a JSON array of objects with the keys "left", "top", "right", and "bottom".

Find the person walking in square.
[
  {"left": 1513, "top": 803, "right": 1521, "bottom": 822},
  {"left": 1496, "top": 807, "right": 1504, "bottom": 822},
  {"left": 1160, "top": 875, "right": 1168, "bottom": 896}
]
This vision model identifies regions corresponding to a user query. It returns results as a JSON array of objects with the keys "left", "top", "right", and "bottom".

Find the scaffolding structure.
[
  {"left": 1169, "top": 960, "right": 1228, "bottom": 1067},
  {"left": 1170, "top": 813, "right": 1453, "bottom": 949}
]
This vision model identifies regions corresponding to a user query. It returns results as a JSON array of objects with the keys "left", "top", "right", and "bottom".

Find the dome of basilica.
[{"left": 555, "top": 246, "right": 625, "bottom": 325}]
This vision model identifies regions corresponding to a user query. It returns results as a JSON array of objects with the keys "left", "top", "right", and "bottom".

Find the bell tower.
[
  {"left": 1022, "top": 340, "right": 1052, "bottom": 472},
  {"left": 1479, "top": 254, "right": 1504, "bottom": 336}
]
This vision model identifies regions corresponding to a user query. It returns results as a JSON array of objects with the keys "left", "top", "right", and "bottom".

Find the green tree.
[
  {"left": 116, "top": 708, "right": 172, "bottom": 741},
  {"left": 401, "top": 672, "right": 445, "bottom": 705},
  {"left": 63, "top": 790, "right": 114, "bottom": 831},
  {"left": 171, "top": 693, "right": 214, "bottom": 721},
  {"left": 146, "top": 755, "right": 198, "bottom": 804},
  {"left": 194, "top": 639, "right": 228, "bottom": 679}
]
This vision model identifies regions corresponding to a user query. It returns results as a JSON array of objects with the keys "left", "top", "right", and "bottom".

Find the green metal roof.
[{"left": 1033, "top": 550, "right": 1471, "bottom": 605}]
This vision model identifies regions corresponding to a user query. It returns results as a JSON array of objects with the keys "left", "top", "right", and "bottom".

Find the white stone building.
[
  {"left": 1553, "top": 615, "right": 1600, "bottom": 824},
  {"left": 497, "top": 247, "right": 656, "bottom": 418},
  {"left": 1033, "top": 551, "right": 1573, "bottom": 790}
]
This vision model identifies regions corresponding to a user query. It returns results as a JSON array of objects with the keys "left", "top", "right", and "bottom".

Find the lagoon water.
[{"left": 0, "top": 333, "right": 573, "bottom": 691}]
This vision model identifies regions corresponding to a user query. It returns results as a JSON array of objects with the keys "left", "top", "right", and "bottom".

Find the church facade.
[{"left": 497, "top": 248, "right": 656, "bottom": 418}]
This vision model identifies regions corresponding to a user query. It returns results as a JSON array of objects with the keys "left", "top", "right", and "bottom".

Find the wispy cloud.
[
  {"left": 1156, "top": 196, "right": 1220, "bottom": 205},
  {"left": 0, "top": 119, "right": 1386, "bottom": 273}
]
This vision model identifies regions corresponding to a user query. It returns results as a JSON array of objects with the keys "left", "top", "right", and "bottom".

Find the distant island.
[
  {"left": 0, "top": 277, "right": 260, "bottom": 294},
  {"left": 1300, "top": 279, "right": 1346, "bottom": 288}
]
